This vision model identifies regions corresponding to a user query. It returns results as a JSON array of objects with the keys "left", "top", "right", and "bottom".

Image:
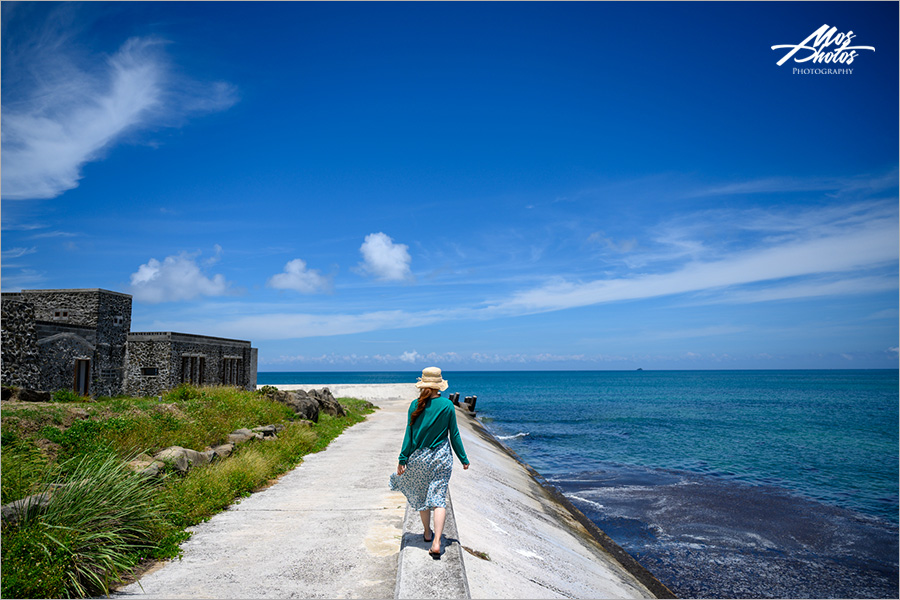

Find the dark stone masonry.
[{"left": 1, "top": 288, "right": 257, "bottom": 398}]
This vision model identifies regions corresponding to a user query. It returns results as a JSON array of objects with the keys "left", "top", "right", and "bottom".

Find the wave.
[{"left": 496, "top": 432, "right": 529, "bottom": 440}]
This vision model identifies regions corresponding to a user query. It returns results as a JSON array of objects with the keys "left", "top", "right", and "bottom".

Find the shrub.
[
  {"left": 52, "top": 389, "right": 87, "bottom": 403},
  {"left": 1, "top": 453, "right": 162, "bottom": 599}
]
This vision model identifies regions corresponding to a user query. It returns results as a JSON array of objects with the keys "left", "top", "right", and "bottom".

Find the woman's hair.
[{"left": 410, "top": 387, "right": 437, "bottom": 426}]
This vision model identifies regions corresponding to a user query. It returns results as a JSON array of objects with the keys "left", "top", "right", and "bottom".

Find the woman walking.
[{"left": 390, "top": 367, "right": 470, "bottom": 558}]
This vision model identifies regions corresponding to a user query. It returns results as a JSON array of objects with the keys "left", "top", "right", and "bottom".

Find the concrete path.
[{"left": 117, "top": 384, "right": 416, "bottom": 599}]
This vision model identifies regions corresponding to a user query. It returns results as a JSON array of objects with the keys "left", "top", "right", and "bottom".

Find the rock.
[
  {"left": 266, "top": 390, "right": 320, "bottom": 422},
  {"left": 228, "top": 428, "right": 257, "bottom": 444},
  {"left": 1, "top": 386, "right": 14, "bottom": 401},
  {"left": 128, "top": 455, "right": 165, "bottom": 478},
  {"left": 211, "top": 443, "right": 234, "bottom": 459},
  {"left": 1, "top": 492, "right": 51, "bottom": 525},
  {"left": 308, "top": 388, "right": 346, "bottom": 418},
  {"left": 252, "top": 425, "right": 278, "bottom": 437},
  {"left": 154, "top": 446, "right": 189, "bottom": 472},
  {"left": 153, "top": 446, "right": 213, "bottom": 472},
  {"left": 295, "top": 419, "right": 314, "bottom": 427},
  {"left": 17, "top": 388, "right": 52, "bottom": 402}
]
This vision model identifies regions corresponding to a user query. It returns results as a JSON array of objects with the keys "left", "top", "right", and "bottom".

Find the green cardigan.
[{"left": 398, "top": 396, "right": 469, "bottom": 466}]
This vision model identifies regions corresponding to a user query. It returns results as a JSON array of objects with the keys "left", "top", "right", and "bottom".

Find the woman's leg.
[
  {"left": 419, "top": 510, "right": 433, "bottom": 540},
  {"left": 430, "top": 507, "right": 446, "bottom": 553}
]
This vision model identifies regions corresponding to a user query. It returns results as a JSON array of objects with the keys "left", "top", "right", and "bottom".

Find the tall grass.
[{"left": 1, "top": 453, "right": 161, "bottom": 599}]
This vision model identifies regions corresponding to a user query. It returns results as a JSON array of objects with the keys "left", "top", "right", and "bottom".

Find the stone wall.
[
  {"left": 1, "top": 298, "right": 41, "bottom": 389},
  {"left": 36, "top": 328, "right": 96, "bottom": 394}
]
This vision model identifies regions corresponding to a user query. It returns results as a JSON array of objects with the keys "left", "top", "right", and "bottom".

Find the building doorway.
[{"left": 74, "top": 359, "right": 91, "bottom": 396}]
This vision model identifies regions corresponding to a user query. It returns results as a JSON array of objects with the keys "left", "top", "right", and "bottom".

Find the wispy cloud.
[
  {"left": 129, "top": 249, "right": 233, "bottom": 303},
  {"left": 1, "top": 7, "right": 237, "bottom": 201},
  {"left": 267, "top": 258, "right": 332, "bottom": 294},
  {"left": 686, "top": 169, "right": 898, "bottom": 199},
  {"left": 1, "top": 247, "right": 38, "bottom": 260},
  {"left": 28, "top": 230, "right": 78, "bottom": 239},
  {"left": 357, "top": 232, "right": 413, "bottom": 282},
  {"left": 0, "top": 269, "right": 46, "bottom": 292},
  {"left": 494, "top": 212, "right": 897, "bottom": 314}
]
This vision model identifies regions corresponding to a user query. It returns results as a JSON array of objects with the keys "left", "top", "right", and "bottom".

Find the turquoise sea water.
[{"left": 260, "top": 370, "right": 898, "bottom": 598}]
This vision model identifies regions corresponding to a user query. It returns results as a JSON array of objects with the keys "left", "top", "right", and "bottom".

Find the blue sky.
[{"left": 2, "top": 1, "right": 898, "bottom": 371}]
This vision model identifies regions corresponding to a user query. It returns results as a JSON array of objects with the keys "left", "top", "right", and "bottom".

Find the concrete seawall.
[{"left": 450, "top": 403, "right": 674, "bottom": 599}]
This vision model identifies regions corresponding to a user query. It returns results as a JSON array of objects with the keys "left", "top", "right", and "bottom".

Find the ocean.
[{"left": 259, "top": 370, "right": 899, "bottom": 598}]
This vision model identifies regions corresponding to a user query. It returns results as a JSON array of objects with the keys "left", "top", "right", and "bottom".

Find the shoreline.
[{"left": 454, "top": 407, "right": 675, "bottom": 598}]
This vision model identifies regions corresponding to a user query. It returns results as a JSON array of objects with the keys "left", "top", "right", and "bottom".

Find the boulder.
[
  {"left": 266, "top": 390, "right": 319, "bottom": 422},
  {"left": 1, "top": 492, "right": 51, "bottom": 525},
  {"left": 18, "top": 388, "right": 52, "bottom": 403},
  {"left": 211, "top": 443, "right": 234, "bottom": 459},
  {"left": 153, "top": 446, "right": 211, "bottom": 472},
  {"left": 128, "top": 453, "right": 165, "bottom": 478},
  {"left": 1, "top": 386, "right": 14, "bottom": 401},
  {"left": 252, "top": 425, "right": 277, "bottom": 438},
  {"left": 228, "top": 428, "right": 258, "bottom": 444},
  {"left": 154, "top": 446, "right": 190, "bottom": 472},
  {"left": 285, "top": 392, "right": 319, "bottom": 422},
  {"left": 308, "top": 388, "right": 346, "bottom": 418}
]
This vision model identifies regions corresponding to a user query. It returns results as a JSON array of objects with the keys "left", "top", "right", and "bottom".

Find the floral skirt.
[{"left": 389, "top": 438, "right": 452, "bottom": 511}]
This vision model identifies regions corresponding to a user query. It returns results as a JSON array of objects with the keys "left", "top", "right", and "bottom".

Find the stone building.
[
  {"left": 1, "top": 288, "right": 257, "bottom": 397},
  {"left": 124, "top": 331, "right": 257, "bottom": 397}
]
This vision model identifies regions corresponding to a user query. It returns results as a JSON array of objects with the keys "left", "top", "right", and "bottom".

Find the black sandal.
[
  {"left": 428, "top": 549, "right": 441, "bottom": 560},
  {"left": 423, "top": 532, "right": 433, "bottom": 543}
]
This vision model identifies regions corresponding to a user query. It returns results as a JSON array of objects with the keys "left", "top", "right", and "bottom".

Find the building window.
[
  {"left": 141, "top": 367, "right": 159, "bottom": 376},
  {"left": 101, "top": 369, "right": 117, "bottom": 379},
  {"left": 113, "top": 316, "right": 125, "bottom": 326},
  {"left": 223, "top": 358, "right": 243, "bottom": 385},
  {"left": 181, "top": 355, "right": 205, "bottom": 385},
  {"left": 53, "top": 310, "right": 70, "bottom": 320}
]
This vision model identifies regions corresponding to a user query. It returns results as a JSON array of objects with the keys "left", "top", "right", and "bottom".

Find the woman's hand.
[
  {"left": 397, "top": 463, "right": 406, "bottom": 476},
  {"left": 463, "top": 463, "right": 470, "bottom": 470}
]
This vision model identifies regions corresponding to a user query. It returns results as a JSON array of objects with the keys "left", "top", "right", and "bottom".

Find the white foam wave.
[
  {"left": 566, "top": 493, "right": 605, "bottom": 511},
  {"left": 497, "top": 432, "right": 529, "bottom": 440}
]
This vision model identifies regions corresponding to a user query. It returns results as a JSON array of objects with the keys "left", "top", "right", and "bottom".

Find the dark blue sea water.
[{"left": 260, "top": 370, "right": 899, "bottom": 598}]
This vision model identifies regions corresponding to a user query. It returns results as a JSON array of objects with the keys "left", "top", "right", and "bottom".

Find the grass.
[{"left": 1, "top": 385, "right": 375, "bottom": 599}]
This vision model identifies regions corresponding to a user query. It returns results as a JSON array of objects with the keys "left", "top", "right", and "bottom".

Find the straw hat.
[{"left": 416, "top": 366, "right": 449, "bottom": 391}]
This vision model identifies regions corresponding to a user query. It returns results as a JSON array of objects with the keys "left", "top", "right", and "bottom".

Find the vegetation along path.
[{"left": 115, "top": 384, "right": 414, "bottom": 599}]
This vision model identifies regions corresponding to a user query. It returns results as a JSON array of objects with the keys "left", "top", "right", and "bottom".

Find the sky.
[{"left": 2, "top": 1, "right": 898, "bottom": 371}]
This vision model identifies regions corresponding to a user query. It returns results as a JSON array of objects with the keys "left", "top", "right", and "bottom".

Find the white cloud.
[
  {"left": 267, "top": 259, "right": 331, "bottom": 294},
  {"left": 358, "top": 232, "right": 413, "bottom": 281},
  {"left": 2, "top": 20, "right": 238, "bottom": 201},
  {"left": 129, "top": 250, "right": 231, "bottom": 303},
  {"left": 494, "top": 210, "right": 898, "bottom": 314},
  {"left": 1, "top": 247, "right": 37, "bottom": 260},
  {"left": 2, "top": 37, "right": 165, "bottom": 200},
  {"left": 399, "top": 350, "right": 421, "bottom": 363}
]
